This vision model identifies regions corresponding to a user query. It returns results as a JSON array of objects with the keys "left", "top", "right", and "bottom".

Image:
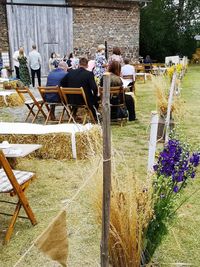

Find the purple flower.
[
  {"left": 190, "top": 153, "right": 200, "bottom": 167},
  {"left": 153, "top": 164, "right": 158, "bottom": 171},
  {"left": 173, "top": 185, "right": 179, "bottom": 193}
]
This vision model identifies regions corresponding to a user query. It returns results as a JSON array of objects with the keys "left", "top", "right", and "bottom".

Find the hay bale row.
[
  {"left": 0, "top": 93, "right": 24, "bottom": 108},
  {"left": 0, "top": 126, "right": 102, "bottom": 160},
  {"left": 75, "top": 125, "right": 102, "bottom": 159}
]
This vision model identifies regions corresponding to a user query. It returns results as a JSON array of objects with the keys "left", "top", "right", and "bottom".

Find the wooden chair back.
[
  {"left": 99, "top": 86, "right": 126, "bottom": 107},
  {"left": 38, "top": 86, "right": 61, "bottom": 104},
  {"left": 0, "top": 149, "right": 37, "bottom": 244},
  {"left": 38, "top": 86, "right": 63, "bottom": 124},
  {"left": 15, "top": 86, "right": 46, "bottom": 123},
  {"left": 60, "top": 87, "right": 95, "bottom": 124},
  {"left": 60, "top": 87, "right": 88, "bottom": 106}
]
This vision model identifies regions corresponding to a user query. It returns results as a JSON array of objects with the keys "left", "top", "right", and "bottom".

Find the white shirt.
[
  {"left": 121, "top": 64, "right": 136, "bottom": 81},
  {"left": 13, "top": 50, "right": 27, "bottom": 68},
  {"left": 29, "top": 50, "right": 42, "bottom": 70}
]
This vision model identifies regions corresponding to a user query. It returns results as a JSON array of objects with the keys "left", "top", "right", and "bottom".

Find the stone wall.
[
  {"left": 1, "top": 0, "right": 141, "bottom": 63},
  {"left": 73, "top": 1, "right": 140, "bottom": 61},
  {"left": 0, "top": 2, "right": 9, "bottom": 51}
]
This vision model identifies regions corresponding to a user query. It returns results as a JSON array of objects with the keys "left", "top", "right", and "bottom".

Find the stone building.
[{"left": 0, "top": 0, "right": 150, "bottom": 75}]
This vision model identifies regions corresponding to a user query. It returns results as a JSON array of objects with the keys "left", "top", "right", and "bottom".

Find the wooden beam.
[
  {"left": 3, "top": 2, "right": 132, "bottom": 10},
  {"left": 101, "top": 73, "right": 111, "bottom": 267}
]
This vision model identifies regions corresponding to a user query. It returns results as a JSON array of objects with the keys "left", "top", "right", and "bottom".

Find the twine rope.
[{"left": 13, "top": 158, "right": 102, "bottom": 267}]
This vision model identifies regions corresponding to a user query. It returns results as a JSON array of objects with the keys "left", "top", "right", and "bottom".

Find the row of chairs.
[
  {"left": 15, "top": 86, "right": 96, "bottom": 124},
  {"left": 15, "top": 85, "right": 129, "bottom": 125}
]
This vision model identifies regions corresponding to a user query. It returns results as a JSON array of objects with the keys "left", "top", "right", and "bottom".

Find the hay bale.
[
  {"left": 0, "top": 134, "right": 38, "bottom": 158},
  {"left": 37, "top": 133, "right": 72, "bottom": 159},
  {"left": 76, "top": 125, "right": 102, "bottom": 159},
  {"left": 0, "top": 93, "right": 24, "bottom": 107},
  {"left": 0, "top": 134, "right": 37, "bottom": 144},
  {"left": 0, "top": 123, "right": 101, "bottom": 160}
]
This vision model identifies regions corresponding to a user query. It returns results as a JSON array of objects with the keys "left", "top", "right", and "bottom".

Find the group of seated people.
[{"left": 45, "top": 56, "right": 137, "bottom": 122}]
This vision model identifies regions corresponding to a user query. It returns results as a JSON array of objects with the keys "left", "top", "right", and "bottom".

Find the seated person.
[
  {"left": 143, "top": 55, "right": 152, "bottom": 73},
  {"left": 46, "top": 61, "right": 68, "bottom": 120},
  {"left": 60, "top": 57, "right": 99, "bottom": 121},
  {"left": 100, "top": 61, "right": 136, "bottom": 121},
  {"left": 121, "top": 58, "right": 136, "bottom": 92}
]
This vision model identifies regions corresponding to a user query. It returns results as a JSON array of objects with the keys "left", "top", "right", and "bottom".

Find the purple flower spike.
[{"left": 173, "top": 185, "right": 179, "bottom": 193}]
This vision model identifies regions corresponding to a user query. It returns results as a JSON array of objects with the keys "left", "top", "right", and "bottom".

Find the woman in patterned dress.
[
  {"left": 18, "top": 48, "right": 31, "bottom": 86},
  {"left": 93, "top": 44, "right": 108, "bottom": 83}
]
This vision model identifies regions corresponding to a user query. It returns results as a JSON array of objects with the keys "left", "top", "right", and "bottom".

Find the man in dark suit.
[{"left": 60, "top": 57, "right": 99, "bottom": 120}]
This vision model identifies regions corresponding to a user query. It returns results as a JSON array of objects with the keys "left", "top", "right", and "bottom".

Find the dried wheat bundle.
[{"left": 92, "top": 162, "right": 153, "bottom": 267}]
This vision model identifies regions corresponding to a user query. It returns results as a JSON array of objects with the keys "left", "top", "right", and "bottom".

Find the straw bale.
[
  {"left": 75, "top": 125, "right": 102, "bottom": 159},
  {"left": 0, "top": 126, "right": 101, "bottom": 160},
  {"left": 0, "top": 93, "right": 24, "bottom": 108},
  {"left": 0, "top": 134, "right": 37, "bottom": 144},
  {"left": 0, "top": 134, "right": 38, "bottom": 158},
  {"left": 37, "top": 133, "right": 72, "bottom": 159}
]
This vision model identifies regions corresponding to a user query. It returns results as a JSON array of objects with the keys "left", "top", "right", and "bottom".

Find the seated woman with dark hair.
[{"left": 100, "top": 61, "right": 136, "bottom": 121}]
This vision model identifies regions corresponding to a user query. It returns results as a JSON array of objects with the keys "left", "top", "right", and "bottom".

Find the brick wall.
[
  {"left": 0, "top": 2, "right": 9, "bottom": 51},
  {"left": 73, "top": 1, "right": 140, "bottom": 61},
  {"left": 1, "top": 0, "right": 141, "bottom": 62}
]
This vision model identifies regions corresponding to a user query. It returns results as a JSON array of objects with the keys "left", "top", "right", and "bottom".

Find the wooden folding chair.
[
  {"left": 135, "top": 64, "right": 146, "bottom": 83},
  {"left": 15, "top": 86, "right": 47, "bottom": 123},
  {"left": 59, "top": 87, "right": 96, "bottom": 124},
  {"left": 99, "top": 86, "right": 128, "bottom": 125},
  {"left": 122, "top": 74, "right": 136, "bottom": 94},
  {"left": 0, "top": 149, "right": 37, "bottom": 244},
  {"left": 38, "top": 86, "right": 64, "bottom": 124}
]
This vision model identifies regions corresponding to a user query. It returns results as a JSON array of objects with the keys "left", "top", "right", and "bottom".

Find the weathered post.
[
  {"left": 165, "top": 71, "right": 177, "bottom": 143},
  {"left": 147, "top": 111, "right": 159, "bottom": 172},
  {"left": 101, "top": 72, "right": 111, "bottom": 267}
]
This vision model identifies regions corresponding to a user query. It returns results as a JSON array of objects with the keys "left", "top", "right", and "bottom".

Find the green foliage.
[{"left": 140, "top": 0, "right": 200, "bottom": 61}]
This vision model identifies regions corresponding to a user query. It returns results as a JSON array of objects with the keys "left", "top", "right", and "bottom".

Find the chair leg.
[
  {"left": 59, "top": 108, "right": 65, "bottom": 124},
  {"left": 32, "top": 103, "right": 47, "bottom": 123},
  {"left": 45, "top": 110, "right": 51, "bottom": 124},
  {"left": 4, "top": 201, "right": 21, "bottom": 244},
  {"left": 25, "top": 104, "right": 36, "bottom": 122}
]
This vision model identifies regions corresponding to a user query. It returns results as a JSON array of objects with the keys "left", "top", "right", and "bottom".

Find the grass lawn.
[{"left": 0, "top": 65, "right": 199, "bottom": 266}]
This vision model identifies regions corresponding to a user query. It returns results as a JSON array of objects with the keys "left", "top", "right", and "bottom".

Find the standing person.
[
  {"left": 13, "top": 46, "right": 25, "bottom": 79},
  {"left": 108, "top": 47, "right": 123, "bottom": 66},
  {"left": 29, "top": 44, "right": 42, "bottom": 88},
  {"left": 49, "top": 52, "right": 56, "bottom": 71},
  {"left": 66, "top": 52, "right": 73, "bottom": 69},
  {"left": 93, "top": 44, "right": 107, "bottom": 82},
  {"left": 18, "top": 47, "right": 31, "bottom": 86},
  {"left": 60, "top": 57, "right": 99, "bottom": 120}
]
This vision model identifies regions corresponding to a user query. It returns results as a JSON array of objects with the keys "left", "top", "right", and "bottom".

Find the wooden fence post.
[
  {"left": 101, "top": 72, "right": 111, "bottom": 267},
  {"left": 147, "top": 111, "right": 159, "bottom": 172},
  {"left": 165, "top": 71, "right": 177, "bottom": 143}
]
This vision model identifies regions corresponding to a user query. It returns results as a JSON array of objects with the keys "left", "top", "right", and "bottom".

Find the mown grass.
[{"left": 0, "top": 66, "right": 199, "bottom": 266}]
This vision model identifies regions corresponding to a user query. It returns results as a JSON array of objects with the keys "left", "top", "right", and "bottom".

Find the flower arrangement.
[{"left": 144, "top": 137, "right": 200, "bottom": 263}]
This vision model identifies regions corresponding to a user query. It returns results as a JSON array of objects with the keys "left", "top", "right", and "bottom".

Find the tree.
[{"left": 140, "top": 0, "right": 200, "bottom": 61}]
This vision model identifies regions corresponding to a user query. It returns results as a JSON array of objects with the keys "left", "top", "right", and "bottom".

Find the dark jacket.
[
  {"left": 60, "top": 67, "right": 98, "bottom": 109},
  {"left": 45, "top": 68, "right": 67, "bottom": 102}
]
